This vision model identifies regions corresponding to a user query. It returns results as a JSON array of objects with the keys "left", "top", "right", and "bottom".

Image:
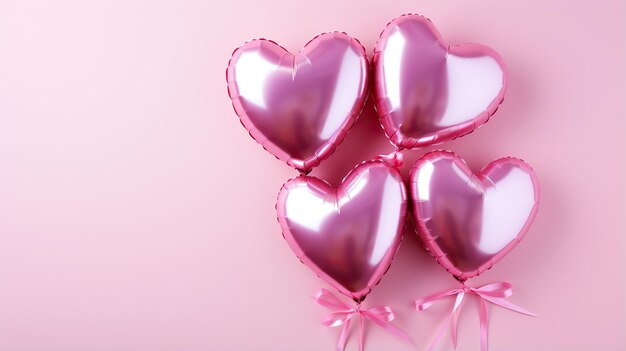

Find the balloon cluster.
[{"left": 227, "top": 13, "right": 539, "bottom": 351}]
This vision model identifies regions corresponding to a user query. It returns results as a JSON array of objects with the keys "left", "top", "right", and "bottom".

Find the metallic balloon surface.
[
  {"left": 227, "top": 33, "right": 369, "bottom": 172},
  {"left": 277, "top": 160, "right": 407, "bottom": 301},
  {"left": 409, "top": 151, "right": 539, "bottom": 281},
  {"left": 373, "top": 14, "right": 507, "bottom": 149}
]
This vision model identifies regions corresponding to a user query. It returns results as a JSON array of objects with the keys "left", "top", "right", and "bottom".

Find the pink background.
[{"left": 1, "top": 1, "right": 624, "bottom": 350}]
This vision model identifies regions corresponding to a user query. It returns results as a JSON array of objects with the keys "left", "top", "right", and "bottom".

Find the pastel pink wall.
[{"left": 1, "top": 1, "right": 624, "bottom": 350}]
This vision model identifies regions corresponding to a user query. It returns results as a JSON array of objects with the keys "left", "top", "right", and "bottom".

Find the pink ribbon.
[
  {"left": 414, "top": 282, "right": 537, "bottom": 351},
  {"left": 315, "top": 289, "right": 413, "bottom": 351}
]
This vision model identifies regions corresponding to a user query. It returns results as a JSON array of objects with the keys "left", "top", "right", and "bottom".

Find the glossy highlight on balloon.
[
  {"left": 227, "top": 32, "right": 369, "bottom": 172},
  {"left": 409, "top": 150, "right": 539, "bottom": 281},
  {"left": 277, "top": 160, "right": 407, "bottom": 301},
  {"left": 373, "top": 14, "right": 507, "bottom": 149}
]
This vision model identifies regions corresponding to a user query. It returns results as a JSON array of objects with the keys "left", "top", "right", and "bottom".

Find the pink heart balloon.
[
  {"left": 409, "top": 151, "right": 539, "bottom": 281},
  {"left": 373, "top": 14, "right": 507, "bottom": 149},
  {"left": 277, "top": 160, "right": 407, "bottom": 301},
  {"left": 227, "top": 33, "right": 369, "bottom": 172}
]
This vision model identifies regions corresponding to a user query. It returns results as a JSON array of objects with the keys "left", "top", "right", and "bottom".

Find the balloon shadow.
[{"left": 311, "top": 101, "right": 396, "bottom": 185}]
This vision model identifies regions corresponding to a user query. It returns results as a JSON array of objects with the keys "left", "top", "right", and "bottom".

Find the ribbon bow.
[
  {"left": 414, "top": 282, "right": 537, "bottom": 351},
  {"left": 315, "top": 289, "right": 413, "bottom": 351}
]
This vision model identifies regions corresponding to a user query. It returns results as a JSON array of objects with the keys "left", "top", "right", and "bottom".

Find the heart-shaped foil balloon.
[
  {"left": 277, "top": 160, "right": 407, "bottom": 301},
  {"left": 409, "top": 151, "right": 539, "bottom": 281},
  {"left": 227, "top": 33, "right": 369, "bottom": 172},
  {"left": 373, "top": 14, "right": 507, "bottom": 149}
]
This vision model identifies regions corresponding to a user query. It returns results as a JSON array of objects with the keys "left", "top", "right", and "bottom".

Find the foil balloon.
[
  {"left": 277, "top": 160, "right": 407, "bottom": 301},
  {"left": 227, "top": 32, "right": 369, "bottom": 172},
  {"left": 373, "top": 14, "right": 507, "bottom": 149},
  {"left": 409, "top": 150, "right": 539, "bottom": 281}
]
